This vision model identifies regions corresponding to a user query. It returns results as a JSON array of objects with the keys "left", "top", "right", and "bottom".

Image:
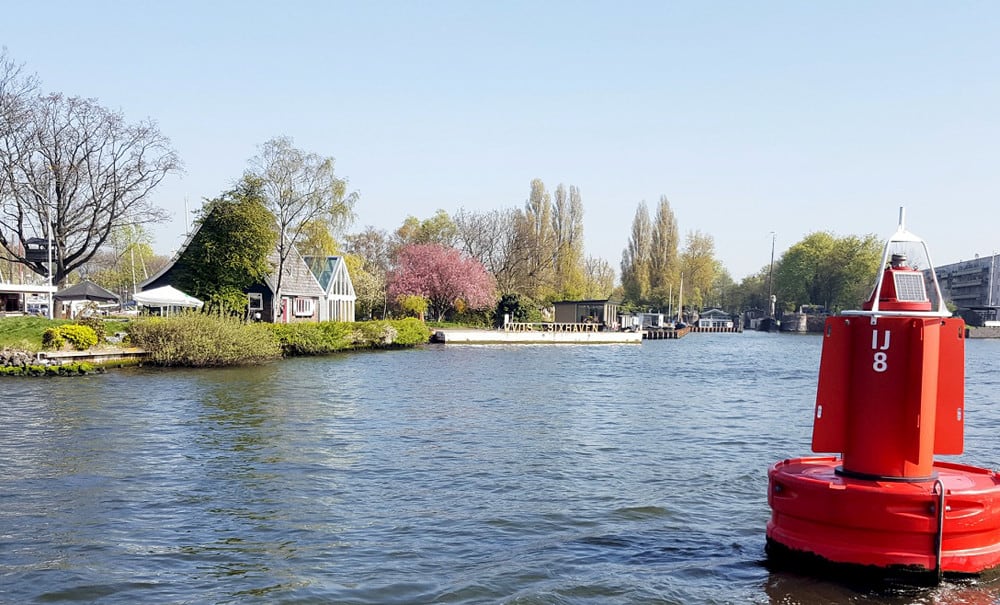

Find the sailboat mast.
[
  {"left": 767, "top": 232, "right": 776, "bottom": 317},
  {"left": 678, "top": 277, "right": 683, "bottom": 323}
]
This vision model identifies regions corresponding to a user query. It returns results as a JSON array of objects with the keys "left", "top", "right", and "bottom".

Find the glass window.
[{"left": 293, "top": 297, "right": 314, "bottom": 317}]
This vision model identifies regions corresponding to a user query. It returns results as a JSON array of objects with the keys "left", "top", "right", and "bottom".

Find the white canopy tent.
[{"left": 134, "top": 285, "right": 203, "bottom": 314}]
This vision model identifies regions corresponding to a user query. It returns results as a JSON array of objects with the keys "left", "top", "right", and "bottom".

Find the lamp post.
[{"left": 46, "top": 217, "right": 53, "bottom": 319}]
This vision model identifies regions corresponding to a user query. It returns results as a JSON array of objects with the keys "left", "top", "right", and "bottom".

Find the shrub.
[
  {"left": 268, "top": 319, "right": 431, "bottom": 356},
  {"left": 397, "top": 294, "right": 428, "bottom": 319},
  {"left": 42, "top": 324, "right": 99, "bottom": 351},
  {"left": 75, "top": 312, "right": 107, "bottom": 342},
  {"left": 269, "top": 322, "right": 356, "bottom": 356},
  {"left": 127, "top": 313, "right": 282, "bottom": 367},
  {"left": 388, "top": 318, "right": 432, "bottom": 346},
  {"left": 353, "top": 318, "right": 430, "bottom": 348},
  {"left": 42, "top": 327, "right": 65, "bottom": 350},
  {"left": 58, "top": 324, "right": 99, "bottom": 350}
]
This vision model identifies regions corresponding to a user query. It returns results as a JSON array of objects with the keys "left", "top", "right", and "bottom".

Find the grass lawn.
[{"left": 0, "top": 316, "right": 68, "bottom": 351}]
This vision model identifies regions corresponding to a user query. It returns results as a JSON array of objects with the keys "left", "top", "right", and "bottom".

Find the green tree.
[
  {"left": 173, "top": 177, "right": 278, "bottom": 314},
  {"left": 395, "top": 209, "right": 458, "bottom": 247},
  {"left": 552, "top": 184, "right": 586, "bottom": 299},
  {"left": 344, "top": 254, "right": 385, "bottom": 320},
  {"left": 732, "top": 265, "right": 773, "bottom": 314},
  {"left": 679, "top": 230, "right": 718, "bottom": 311},
  {"left": 296, "top": 218, "right": 341, "bottom": 258},
  {"left": 248, "top": 136, "right": 357, "bottom": 320},
  {"left": 88, "top": 224, "right": 156, "bottom": 300},
  {"left": 774, "top": 231, "right": 881, "bottom": 312},
  {"left": 620, "top": 202, "right": 652, "bottom": 305},
  {"left": 706, "top": 263, "right": 737, "bottom": 311},
  {"left": 582, "top": 256, "right": 615, "bottom": 299},
  {"left": 514, "top": 179, "right": 556, "bottom": 302},
  {"left": 397, "top": 294, "right": 429, "bottom": 320},
  {"left": 775, "top": 231, "right": 835, "bottom": 311},
  {"left": 649, "top": 195, "right": 679, "bottom": 308},
  {"left": 832, "top": 234, "right": 883, "bottom": 310}
]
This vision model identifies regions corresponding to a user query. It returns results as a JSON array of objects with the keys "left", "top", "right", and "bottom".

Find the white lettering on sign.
[{"left": 872, "top": 329, "right": 890, "bottom": 373}]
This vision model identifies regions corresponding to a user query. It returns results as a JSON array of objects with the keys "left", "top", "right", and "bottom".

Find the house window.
[
  {"left": 293, "top": 297, "right": 314, "bottom": 317},
  {"left": 248, "top": 293, "right": 263, "bottom": 311}
]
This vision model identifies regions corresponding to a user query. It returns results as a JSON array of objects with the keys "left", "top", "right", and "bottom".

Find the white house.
[
  {"left": 304, "top": 256, "right": 357, "bottom": 322},
  {"left": 697, "top": 308, "right": 734, "bottom": 329}
]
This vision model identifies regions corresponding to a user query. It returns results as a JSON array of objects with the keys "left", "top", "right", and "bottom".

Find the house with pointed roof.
[
  {"left": 53, "top": 279, "right": 119, "bottom": 319},
  {"left": 304, "top": 256, "right": 356, "bottom": 322},
  {"left": 139, "top": 212, "right": 325, "bottom": 323}
]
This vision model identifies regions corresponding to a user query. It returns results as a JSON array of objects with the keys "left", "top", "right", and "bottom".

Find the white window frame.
[
  {"left": 248, "top": 292, "right": 263, "bottom": 311},
  {"left": 293, "top": 297, "right": 314, "bottom": 317}
]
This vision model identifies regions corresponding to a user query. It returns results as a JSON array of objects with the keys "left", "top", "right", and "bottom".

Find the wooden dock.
[
  {"left": 643, "top": 324, "right": 742, "bottom": 339},
  {"left": 643, "top": 326, "right": 691, "bottom": 340},
  {"left": 689, "top": 325, "right": 743, "bottom": 333},
  {"left": 432, "top": 328, "right": 642, "bottom": 345}
]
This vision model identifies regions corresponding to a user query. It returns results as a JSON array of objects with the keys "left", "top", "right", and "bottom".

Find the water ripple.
[{"left": 1, "top": 334, "right": 999, "bottom": 603}]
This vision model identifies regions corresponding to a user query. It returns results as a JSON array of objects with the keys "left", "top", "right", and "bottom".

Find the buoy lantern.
[{"left": 766, "top": 209, "right": 1000, "bottom": 581}]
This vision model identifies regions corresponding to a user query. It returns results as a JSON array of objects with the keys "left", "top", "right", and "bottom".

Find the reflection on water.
[{"left": 1, "top": 336, "right": 999, "bottom": 603}]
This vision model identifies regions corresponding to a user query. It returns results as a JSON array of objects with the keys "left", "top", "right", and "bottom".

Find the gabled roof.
[
  {"left": 54, "top": 279, "right": 119, "bottom": 302},
  {"left": 266, "top": 246, "right": 324, "bottom": 297},
  {"left": 140, "top": 208, "right": 324, "bottom": 298},
  {"left": 139, "top": 220, "right": 203, "bottom": 289},
  {"left": 700, "top": 308, "right": 730, "bottom": 317},
  {"left": 303, "top": 255, "right": 356, "bottom": 298}
]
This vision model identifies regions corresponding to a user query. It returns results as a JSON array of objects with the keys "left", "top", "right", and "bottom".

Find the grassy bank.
[
  {"left": 1, "top": 315, "right": 432, "bottom": 369},
  {"left": 0, "top": 316, "right": 70, "bottom": 350}
]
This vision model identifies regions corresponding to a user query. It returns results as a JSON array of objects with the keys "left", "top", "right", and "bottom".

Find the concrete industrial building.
[{"left": 927, "top": 253, "right": 999, "bottom": 325}]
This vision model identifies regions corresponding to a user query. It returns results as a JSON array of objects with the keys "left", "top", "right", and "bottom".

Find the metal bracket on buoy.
[
  {"left": 932, "top": 479, "right": 946, "bottom": 582},
  {"left": 842, "top": 207, "right": 951, "bottom": 322}
]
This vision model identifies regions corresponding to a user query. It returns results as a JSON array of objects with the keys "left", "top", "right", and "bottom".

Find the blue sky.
[{"left": 4, "top": 2, "right": 998, "bottom": 280}]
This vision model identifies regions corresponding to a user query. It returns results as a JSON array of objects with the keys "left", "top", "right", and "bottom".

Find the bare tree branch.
[{"left": 0, "top": 66, "right": 180, "bottom": 285}]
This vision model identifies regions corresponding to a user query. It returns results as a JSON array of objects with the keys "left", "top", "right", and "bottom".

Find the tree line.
[{"left": 1, "top": 49, "right": 885, "bottom": 323}]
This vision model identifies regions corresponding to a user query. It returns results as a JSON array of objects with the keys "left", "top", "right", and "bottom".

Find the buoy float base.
[{"left": 767, "top": 456, "right": 1000, "bottom": 579}]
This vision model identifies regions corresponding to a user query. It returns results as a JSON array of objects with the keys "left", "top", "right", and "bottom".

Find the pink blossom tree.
[{"left": 387, "top": 243, "right": 496, "bottom": 321}]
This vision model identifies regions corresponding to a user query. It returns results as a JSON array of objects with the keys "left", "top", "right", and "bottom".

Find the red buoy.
[{"left": 766, "top": 209, "right": 1000, "bottom": 581}]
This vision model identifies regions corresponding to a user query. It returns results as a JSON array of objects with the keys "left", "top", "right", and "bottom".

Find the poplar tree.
[
  {"left": 649, "top": 195, "right": 680, "bottom": 308},
  {"left": 620, "top": 202, "right": 652, "bottom": 305},
  {"left": 552, "top": 184, "right": 586, "bottom": 299},
  {"left": 514, "top": 179, "right": 556, "bottom": 302}
]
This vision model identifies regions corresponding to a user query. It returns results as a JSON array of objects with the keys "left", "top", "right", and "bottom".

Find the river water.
[{"left": 2, "top": 332, "right": 999, "bottom": 604}]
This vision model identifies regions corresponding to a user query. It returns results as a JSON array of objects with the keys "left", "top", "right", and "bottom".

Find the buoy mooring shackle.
[{"left": 766, "top": 208, "right": 1000, "bottom": 579}]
